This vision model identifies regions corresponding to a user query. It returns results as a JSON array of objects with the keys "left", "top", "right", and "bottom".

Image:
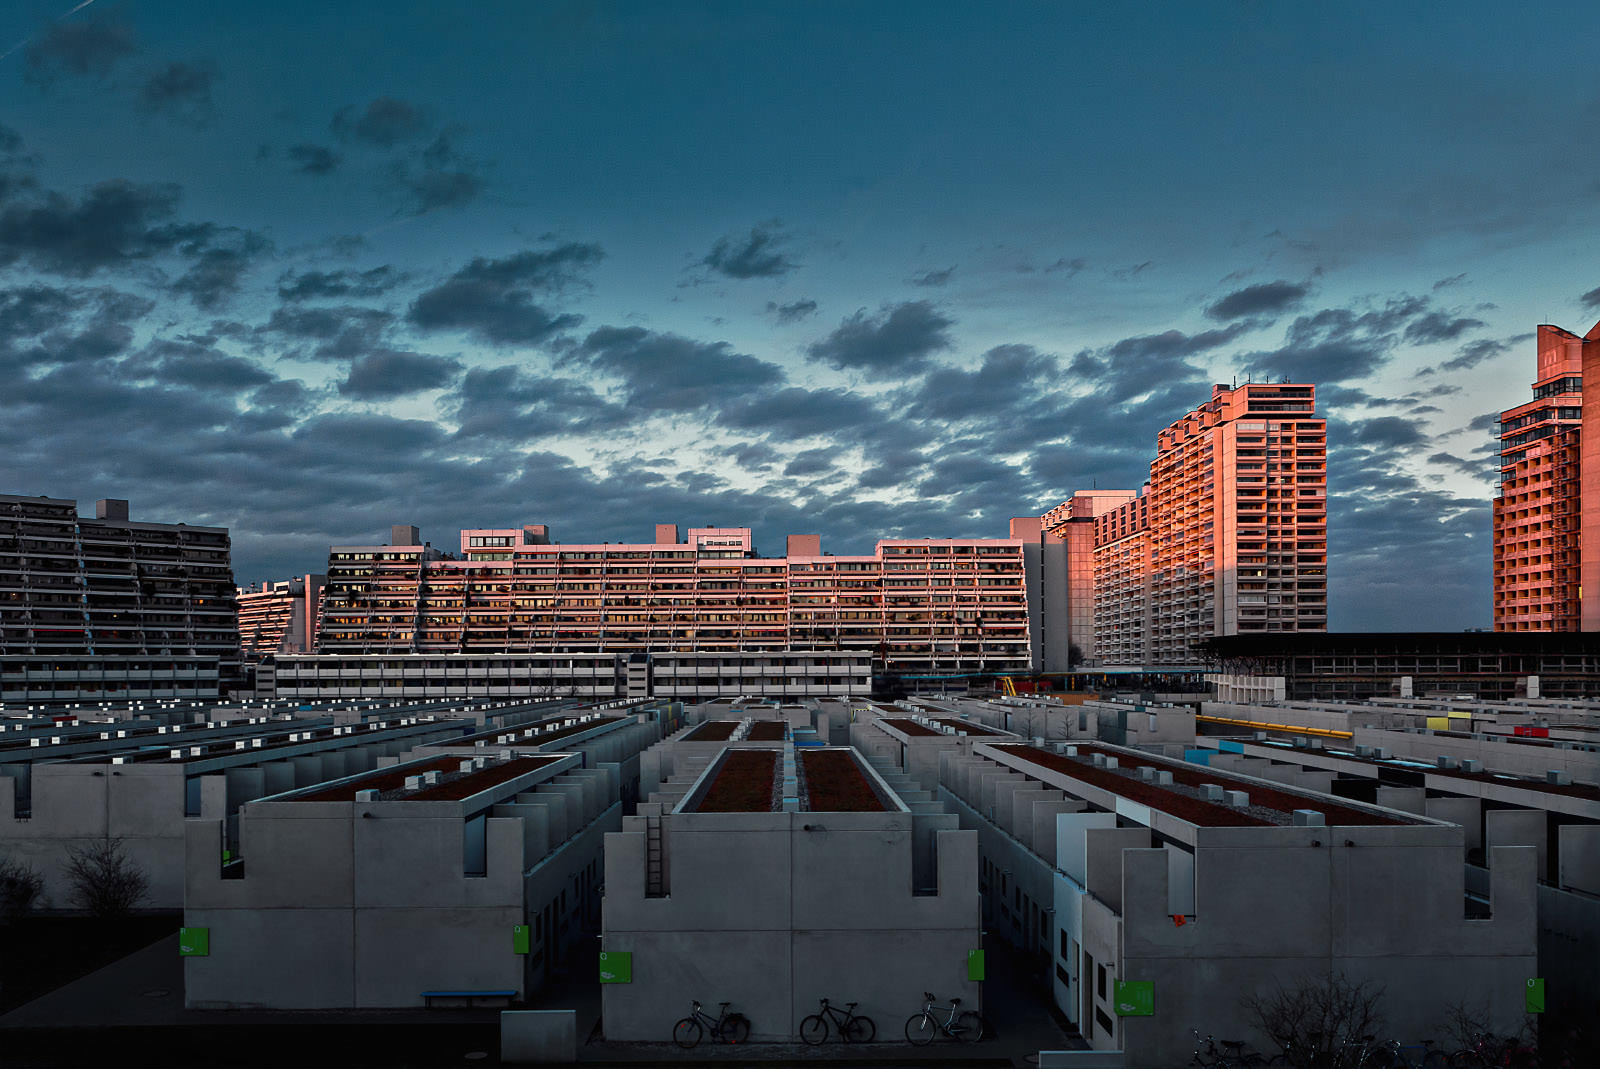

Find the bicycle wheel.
[
  {"left": 672, "top": 1017, "right": 702, "bottom": 1048},
  {"left": 905, "top": 1012, "right": 936, "bottom": 1046},
  {"left": 845, "top": 1014, "right": 876, "bottom": 1043},
  {"left": 956, "top": 1011, "right": 985, "bottom": 1043},
  {"left": 722, "top": 1013, "right": 750, "bottom": 1044},
  {"left": 799, "top": 1014, "right": 828, "bottom": 1045},
  {"left": 1450, "top": 1052, "right": 1487, "bottom": 1068}
]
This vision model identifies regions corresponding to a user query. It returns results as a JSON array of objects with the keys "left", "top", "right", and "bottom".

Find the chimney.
[
  {"left": 391, "top": 524, "right": 421, "bottom": 547},
  {"left": 95, "top": 499, "right": 129, "bottom": 522}
]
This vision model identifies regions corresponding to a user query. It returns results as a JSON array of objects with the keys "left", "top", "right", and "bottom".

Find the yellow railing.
[{"left": 1195, "top": 714, "right": 1351, "bottom": 740}]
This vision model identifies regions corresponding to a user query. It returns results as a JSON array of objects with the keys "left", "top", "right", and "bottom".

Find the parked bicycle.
[
  {"left": 1191, "top": 1028, "right": 1273, "bottom": 1067},
  {"left": 1358, "top": 1038, "right": 1449, "bottom": 1068},
  {"left": 799, "top": 997, "right": 876, "bottom": 1044},
  {"left": 1450, "top": 1032, "right": 1539, "bottom": 1068},
  {"left": 904, "top": 991, "right": 984, "bottom": 1045},
  {"left": 671, "top": 1000, "right": 750, "bottom": 1047}
]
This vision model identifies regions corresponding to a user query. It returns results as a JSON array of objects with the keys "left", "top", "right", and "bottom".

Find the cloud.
[
  {"left": 1438, "top": 336, "right": 1513, "bottom": 373},
  {"left": 765, "top": 298, "right": 817, "bottom": 324},
  {"left": 909, "top": 267, "right": 954, "bottom": 287},
  {"left": 137, "top": 60, "right": 218, "bottom": 122},
  {"left": 448, "top": 366, "right": 622, "bottom": 440},
  {"left": 571, "top": 326, "right": 784, "bottom": 410},
  {"left": 806, "top": 300, "right": 954, "bottom": 378},
  {"left": 259, "top": 304, "right": 394, "bottom": 361},
  {"left": 1402, "top": 310, "right": 1486, "bottom": 345},
  {"left": 277, "top": 266, "right": 398, "bottom": 302},
  {"left": 911, "top": 344, "right": 1058, "bottom": 422},
  {"left": 285, "top": 144, "right": 341, "bottom": 175},
  {"left": 331, "top": 97, "right": 427, "bottom": 146},
  {"left": 1581, "top": 285, "right": 1600, "bottom": 310},
  {"left": 339, "top": 351, "right": 462, "bottom": 399},
  {"left": 1205, "top": 280, "right": 1310, "bottom": 321},
  {"left": 1433, "top": 273, "right": 1468, "bottom": 290},
  {"left": 407, "top": 243, "right": 603, "bottom": 345},
  {"left": 702, "top": 223, "right": 796, "bottom": 279},
  {"left": 127, "top": 336, "right": 275, "bottom": 393},
  {"left": 1044, "top": 257, "right": 1086, "bottom": 276},
  {"left": 0, "top": 283, "right": 152, "bottom": 370},
  {"left": 1345, "top": 415, "right": 1429, "bottom": 449},
  {"left": 0, "top": 179, "right": 187, "bottom": 275},
  {"left": 391, "top": 129, "right": 483, "bottom": 214},
  {"left": 1069, "top": 321, "right": 1251, "bottom": 403},
  {"left": 25, "top": 17, "right": 136, "bottom": 83},
  {"left": 169, "top": 230, "right": 270, "bottom": 310},
  {"left": 1238, "top": 294, "right": 1430, "bottom": 384},
  {"left": 783, "top": 448, "right": 834, "bottom": 477}
]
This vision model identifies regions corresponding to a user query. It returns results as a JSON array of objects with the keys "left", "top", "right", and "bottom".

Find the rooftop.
[{"left": 289, "top": 753, "right": 567, "bottom": 802}]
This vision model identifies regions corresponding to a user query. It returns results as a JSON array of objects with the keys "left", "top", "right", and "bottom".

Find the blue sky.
[{"left": 3, "top": 1, "right": 1599, "bottom": 630}]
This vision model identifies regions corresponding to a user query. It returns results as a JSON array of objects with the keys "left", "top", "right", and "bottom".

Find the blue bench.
[{"left": 421, "top": 989, "right": 518, "bottom": 1008}]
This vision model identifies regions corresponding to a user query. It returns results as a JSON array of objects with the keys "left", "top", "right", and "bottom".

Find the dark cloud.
[
  {"left": 1205, "top": 280, "right": 1310, "bottom": 321},
  {"left": 806, "top": 300, "right": 954, "bottom": 378},
  {"left": 127, "top": 337, "right": 274, "bottom": 393},
  {"left": 1402, "top": 310, "right": 1486, "bottom": 345},
  {"left": 1069, "top": 321, "right": 1250, "bottom": 402},
  {"left": 912, "top": 344, "right": 1058, "bottom": 422},
  {"left": 765, "top": 299, "right": 817, "bottom": 324},
  {"left": 448, "top": 366, "right": 621, "bottom": 441},
  {"left": 1345, "top": 415, "right": 1428, "bottom": 449},
  {"left": 293, "top": 412, "right": 446, "bottom": 454},
  {"left": 25, "top": 17, "right": 136, "bottom": 83},
  {"left": 1427, "top": 451, "right": 1491, "bottom": 479},
  {"left": 277, "top": 266, "right": 398, "bottom": 302},
  {"left": 702, "top": 224, "right": 796, "bottom": 279},
  {"left": 1580, "top": 285, "right": 1600, "bottom": 310},
  {"left": 407, "top": 244, "right": 602, "bottom": 345},
  {"left": 331, "top": 97, "right": 427, "bottom": 146},
  {"left": 0, "top": 125, "right": 22, "bottom": 155},
  {"left": 259, "top": 304, "right": 393, "bottom": 361},
  {"left": 717, "top": 386, "right": 883, "bottom": 439},
  {"left": 1438, "top": 336, "right": 1512, "bottom": 372},
  {"left": 137, "top": 61, "right": 218, "bottom": 121},
  {"left": 1044, "top": 257, "right": 1087, "bottom": 276},
  {"left": 1433, "top": 273, "right": 1468, "bottom": 291},
  {"left": 169, "top": 231, "right": 270, "bottom": 310},
  {"left": 571, "top": 326, "right": 784, "bottom": 410},
  {"left": 0, "top": 284, "right": 152, "bottom": 370},
  {"left": 286, "top": 144, "right": 341, "bottom": 175},
  {"left": 339, "top": 351, "right": 462, "bottom": 399},
  {"left": 0, "top": 179, "right": 188, "bottom": 275},
  {"left": 909, "top": 267, "right": 954, "bottom": 287},
  {"left": 392, "top": 130, "right": 483, "bottom": 213},
  {"left": 1239, "top": 295, "right": 1430, "bottom": 383},
  {"left": 783, "top": 448, "right": 835, "bottom": 477}
]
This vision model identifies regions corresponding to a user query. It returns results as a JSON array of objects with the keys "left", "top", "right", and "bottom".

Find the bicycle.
[
  {"left": 904, "top": 991, "right": 984, "bottom": 1045},
  {"left": 799, "top": 997, "right": 876, "bottom": 1044},
  {"left": 1191, "top": 1028, "right": 1273, "bottom": 1067},
  {"left": 1450, "top": 1030, "right": 1533, "bottom": 1067},
  {"left": 1358, "top": 1038, "right": 1449, "bottom": 1068},
  {"left": 671, "top": 1000, "right": 750, "bottom": 1047}
]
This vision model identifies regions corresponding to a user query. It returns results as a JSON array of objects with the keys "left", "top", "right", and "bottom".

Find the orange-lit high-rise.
[{"left": 1493, "top": 320, "right": 1598, "bottom": 630}]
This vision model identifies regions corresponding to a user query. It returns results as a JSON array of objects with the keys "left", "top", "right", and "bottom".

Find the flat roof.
[
  {"left": 441, "top": 715, "right": 623, "bottom": 749},
  {"left": 1250, "top": 739, "right": 1600, "bottom": 802},
  {"left": 988, "top": 743, "right": 1412, "bottom": 828},
  {"left": 290, "top": 753, "right": 566, "bottom": 802}
]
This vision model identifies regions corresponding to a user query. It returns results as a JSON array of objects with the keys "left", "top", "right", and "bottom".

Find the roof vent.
[
  {"left": 1437, "top": 756, "right": 1457, "bottom": 769},
  {"left": 1355, "top": 745, "right": 1372, "bottom": 757},
  {"left": 355, "top": 789, "right": 379, "bottom": 802},
  {"left": 1157, "top": 771, "right": 1174, "bottom": 786},
  {"left": 1201, "top": 784, "right": 1224, "bottom": 801},
  {"left": 1225, "top": 790, "right": 1249, "bottom": 808},
  {"left": 422, "top": 771, "right": 441, "bottom": 786},
  {"left": 1104, "top": 757, "right": 1119, "bottom": 770},
  {"left": 1547, "top": 770, "right": 1572, "bottom": 786},
  {"left": 1091, "top": 754, "right": 1106, "bottom": 767},
  {"left": 1461, "top": 759, "right": 1483, "bottom": 773},
  {"left": 1139, "top": 767, "right": 1155, "bottom": 782},
  {"left": 1064, "top": 745, "right": 1078, "bottom": 756},
  {"left": 1293, "top": 809, "right": 1325, "bottom": 827},
  {"left": 404, "top": 775, "right": 423, "bottom": 791}
]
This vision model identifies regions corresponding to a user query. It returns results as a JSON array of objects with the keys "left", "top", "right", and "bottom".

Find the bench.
[{"left": 421, "top": 989, "right": 518, "bottom": 1008}]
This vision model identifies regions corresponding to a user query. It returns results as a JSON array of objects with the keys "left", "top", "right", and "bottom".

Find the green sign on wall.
[
  {"left": 1114, "top": 980, "right": 1154, "bottom": 1016},
  {"left": 967, "top": 949, "right": 986, "bottom": 982},
  {"left": 512, "top": 925, "right": 529, "bottom": 955},
  {"left": 1526, "top": 978, "right": 1545, "bottom": 1014},
  {"left": 179, "top": 927, "right": 209, "bottom": 957},
  {"left": 599, "top": 951, "right": 632, "bottom": 984}
]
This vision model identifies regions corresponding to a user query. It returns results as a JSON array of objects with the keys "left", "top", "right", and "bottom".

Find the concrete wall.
[{"left": 601, "top": 807, "right": 980, "bottom": 1041}]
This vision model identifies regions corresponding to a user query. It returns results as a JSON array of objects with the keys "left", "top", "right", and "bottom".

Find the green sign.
[
  {"left": 179, "top": 927, "right": 209, "bottom": 957},
  {"left": 1526, "top": 978, "right": 1545, "bottom": 1014},
  {"left": 1114, "top": 980, "right": 1154, "bottom": 1016},
  {"left": 599, "top": 951, "right": 632, "bottom": 984},
  {"left": 512, "top": 925, "right": 529, "bottom": 955},
  {"left": 967, "top": 948, "right": 986, "bottom": 982}
]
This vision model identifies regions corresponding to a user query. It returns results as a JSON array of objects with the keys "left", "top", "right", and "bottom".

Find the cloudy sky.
[{"left": 3, "top": 2, "right": 1598, "bottom": 630}]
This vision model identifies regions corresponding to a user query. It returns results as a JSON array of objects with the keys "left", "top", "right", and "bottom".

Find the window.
[{"left": 1097, "top": 964, "right": 1107, "bottom": 1000}]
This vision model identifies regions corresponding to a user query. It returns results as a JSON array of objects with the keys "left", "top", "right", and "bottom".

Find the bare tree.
[
  {"left": 0, "top": 853, "right": 45, "bottom": 923},
  {"left": 62, "top": 838, "right": 150, "bottom": 918},
  {"left": 1243, "top": 972, "right": 1386, "bottom": 1069}
]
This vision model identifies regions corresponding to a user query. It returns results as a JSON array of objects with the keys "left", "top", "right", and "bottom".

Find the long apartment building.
[
  {"left": 1492, "top": 320, "right": 1596, "bottom": 630},
  {"left": 236, "top": 574, "right": 325, "bottom": 663},
  {"left": 311, "top": 521, "right": 1051, "bottom": 676},
  {"left": 1047, "top": 383, "right": 1327, "bottom": 668},
  {"left": 0, "top": 495, "right": 239, "bottom": 699}
]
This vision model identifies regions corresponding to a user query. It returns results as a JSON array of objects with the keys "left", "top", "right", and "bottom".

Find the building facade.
[
  {"left": 311, "top": 522, "right": 1048, "bottom": 676},
  {"left": 1041, "top": 490, "right": 1138, "bottom": 667},
  {"left": 1050, "top": 384, "right": 1327, "bottom": 668},
  {"left": 236, "top": 574, "right": 325, "bottom": 663},
  {"left": 1493, "top": 321, "right": 1596, "bottom": 630},
  {"left": 0, "top": 495, "right": 239, "bottom": 699}
]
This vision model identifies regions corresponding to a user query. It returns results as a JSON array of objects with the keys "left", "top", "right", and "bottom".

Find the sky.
[{"left": 2, "top": 1, "right": 1599, "bottom": 631}]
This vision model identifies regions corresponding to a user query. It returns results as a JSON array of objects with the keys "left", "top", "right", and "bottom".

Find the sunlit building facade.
[
  {"left": 312, "top": 522, "right": 1050, "bottom": 675},
  {"left": 1493, "top": 322, "right": 1594, "bottom": 631},
  {"left": 1048, "top": 383, "right": 1328, "bottom": 667},
  {"left": 237, "top": 574, "right": 326, "bottom": 663}
]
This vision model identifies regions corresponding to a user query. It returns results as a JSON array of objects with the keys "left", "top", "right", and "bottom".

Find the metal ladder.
[{"left": 644, "top": 811, "right": 665, "bottom": 898}]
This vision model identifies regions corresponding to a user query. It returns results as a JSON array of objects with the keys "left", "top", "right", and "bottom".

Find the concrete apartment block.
[
  {"left": 601, "top": 744, "right": 981, "bottom": 1042},
  {"left": 184, "top": 749, "right": 622, "bottom": 1009},
  {"left": 939, "top": 741, "right": 1537, "bottom": 1067},
  {"left": 0, "top": 712, "right": 467, "bottom": 907}
]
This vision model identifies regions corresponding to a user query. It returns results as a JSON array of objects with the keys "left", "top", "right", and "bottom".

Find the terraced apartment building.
[
  {"left": 311, "top": 521, "right": 1048, "bottom": 676},
  {"left": 1492, "top": 320, "right": 1594, "bottom": 631}
]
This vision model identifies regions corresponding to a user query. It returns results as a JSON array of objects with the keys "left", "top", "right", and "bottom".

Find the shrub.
[
  {"left": 62, "top": 838, "right": 150, "bottom": 918},
  {"left": 0, "top": 854, "right": 45, "bottom": 922}
]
